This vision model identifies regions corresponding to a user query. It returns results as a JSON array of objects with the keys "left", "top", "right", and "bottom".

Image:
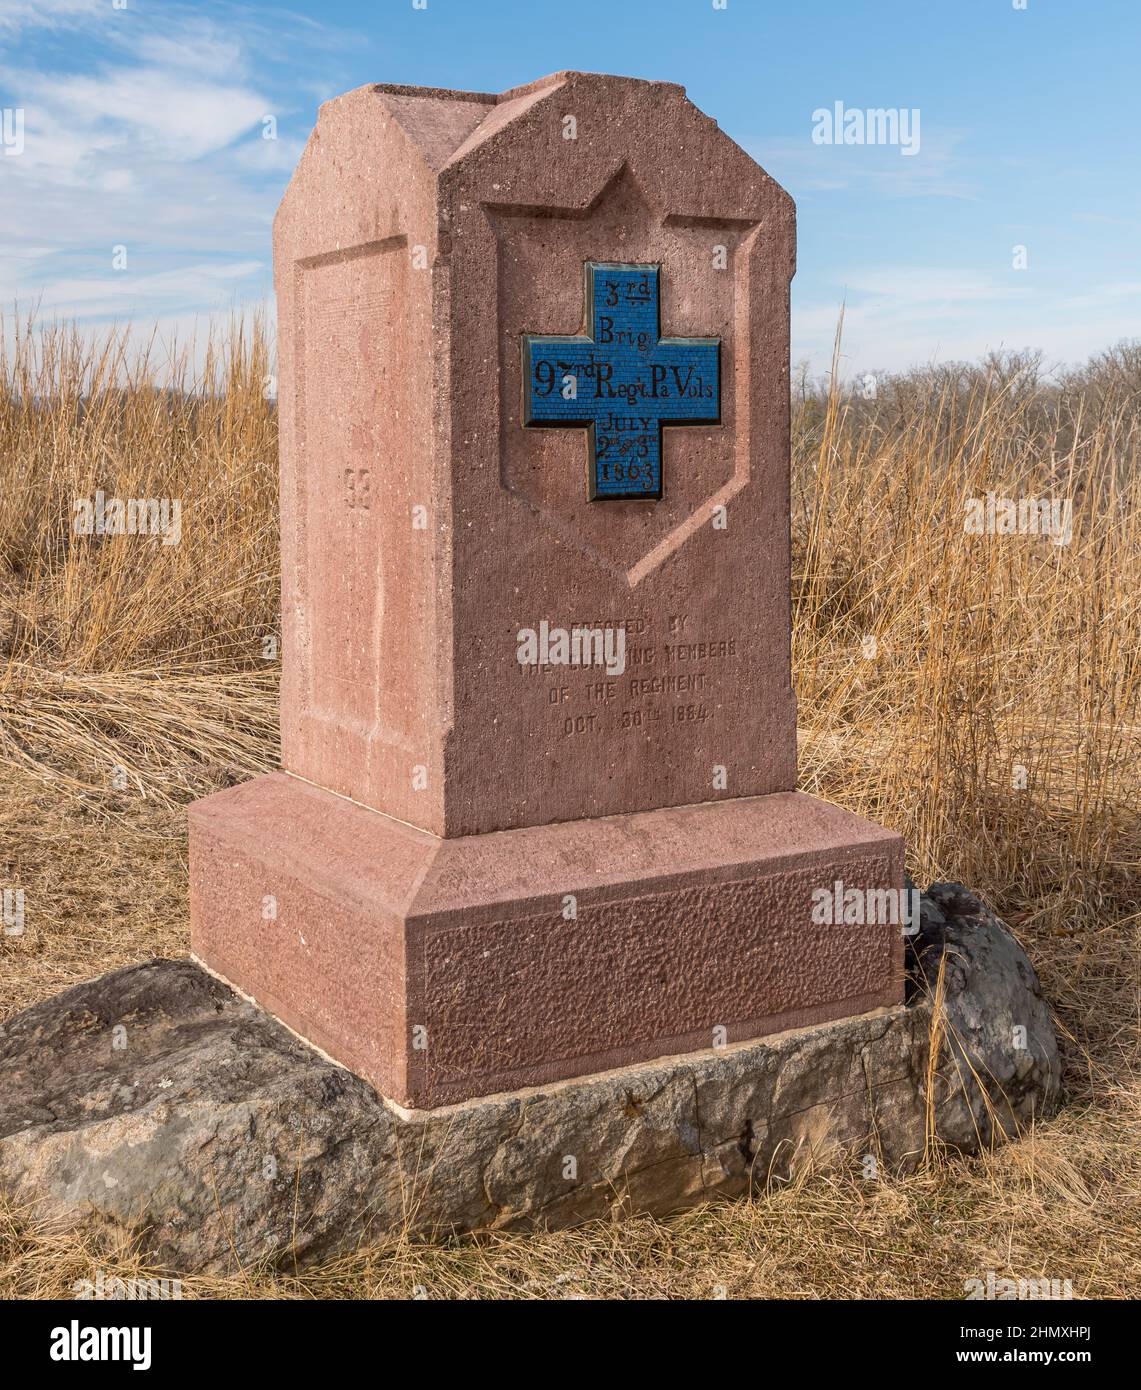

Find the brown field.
[{"left": 0, "top": 315, "right": 1137, "bottom": 1299}]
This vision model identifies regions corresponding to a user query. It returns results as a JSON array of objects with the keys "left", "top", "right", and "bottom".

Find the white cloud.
[
  {"left": 0, "top": 3, "right": 298, "bottom": 322},
  {"left": 750, "top": 125, "right": 977, "bottom": 201},
  {"left": 794, "top": 271, "right": 1141, "bottom": 378},
  {"left": 230, "top": 134, "right": 307, "bottom": 173},
  {"left": 0, "top": 0, "right": 102, "bottom": 35},
  {"left": 24, "top": 260, "right": 267, "bottom": 319},
  {"left": 841, "top": 268, "right": 1029, "bottom": 305},
  {"left": 132, "top": 26, "right": 248, "bottom": 79},
  {"left": 13, "top": 67, "right": 268, "bottom": 166}
]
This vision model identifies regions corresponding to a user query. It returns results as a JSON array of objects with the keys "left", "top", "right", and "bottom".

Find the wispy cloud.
[
  {"left": 11, "top": 67, "right": 269, "bottom": 166},
  {"left": 794, "top": 268, "right": 1141, "bottom": 378},
  {"left": 0, "top": 1, "right": 350, "bottom": 328},
  {"left": 750, "top": 124, "right": 976, "bottom": 201},
  {"left": 0, "top": 0, "right": 105, "bottom": 35},
  {"left": 28, "top": 261, "right": 268, "bottom": 319},
  {"left": 841, "top": 268, "right": 1029, "bottom": 305}
]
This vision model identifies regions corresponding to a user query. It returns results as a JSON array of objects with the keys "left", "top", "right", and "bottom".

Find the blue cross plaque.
[{"left": 522, "top": 262, "right": 721, "bottom": 501}]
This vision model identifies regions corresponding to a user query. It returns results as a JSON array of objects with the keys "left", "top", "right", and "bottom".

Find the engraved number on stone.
[{"left": 344, "top": 468, "right": 371, "bottom": 509}]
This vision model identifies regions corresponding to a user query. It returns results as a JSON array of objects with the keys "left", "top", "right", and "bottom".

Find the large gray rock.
[
  {"left": 909, "top": 882, "right": 1061, "bottom": 1148},
  {"left": 0, "top": 887, "right": 1060, "bottom": 1274}
]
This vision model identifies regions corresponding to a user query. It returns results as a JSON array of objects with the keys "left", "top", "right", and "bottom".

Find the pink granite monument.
[{"left": 189, "top": 72, "right": 904, "bottom": 1110}]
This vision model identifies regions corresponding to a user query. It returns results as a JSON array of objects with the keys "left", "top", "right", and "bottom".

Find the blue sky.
[{"left": 2, "top": 0, "right": 1139, "bottom": 377}]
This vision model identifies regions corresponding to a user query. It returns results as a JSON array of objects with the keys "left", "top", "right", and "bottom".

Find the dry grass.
[{"left": 0, "top": 314, "right": 1137, "bottom": 1299}]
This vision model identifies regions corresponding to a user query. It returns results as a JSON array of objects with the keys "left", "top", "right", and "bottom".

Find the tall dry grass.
[
  {"left": 794, "top": 327, "right": 1141, "bottom": 937},
  {"left": 0, "top": 311, "right": 1137, "bottom": 1297},
  {"left": 0, "top": 309, "right": 280, "bottom": 802}
]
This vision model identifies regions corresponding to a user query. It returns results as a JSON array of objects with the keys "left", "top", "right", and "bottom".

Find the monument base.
[
  {"left": 189, "top": 774, "right": 904, "bottom": 1109},
  {"left": 0, "top": 889, "right": 1061, "bottom": 1275}
]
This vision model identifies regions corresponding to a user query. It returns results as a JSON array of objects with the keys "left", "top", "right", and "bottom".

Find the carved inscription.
[
  {"left": 522, "top": 263, "right": 721, "bottom": 500},
  {"left": 515, "top": 614, "right": 738, "bottom": 740}
]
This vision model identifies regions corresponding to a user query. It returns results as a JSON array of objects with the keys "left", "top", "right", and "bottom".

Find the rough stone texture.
[
  {"left": 0, "top": 888, "right": 1059, "bottom": 1275},
  {"left": 273, "top": 71, "right": 798, "bottom": 838},
  {"left": 191, "top": 774, "right": 903, "bottom": 1108},
  {"left": 908, "top": 881, "right": 1061, "bottom": 1147}
]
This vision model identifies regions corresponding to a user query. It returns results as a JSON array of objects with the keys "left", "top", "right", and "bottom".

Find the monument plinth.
[{"left": 190, "top": 72, "right": 905, "bottom": 1110}]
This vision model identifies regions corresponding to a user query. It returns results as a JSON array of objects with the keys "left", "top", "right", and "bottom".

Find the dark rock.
[
  {"left": 0, "top": 888, "right": 1060, "bottom": 1274},
  {"left": 908, "top": 885, "right": 1061, "bottom": 1146}
]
